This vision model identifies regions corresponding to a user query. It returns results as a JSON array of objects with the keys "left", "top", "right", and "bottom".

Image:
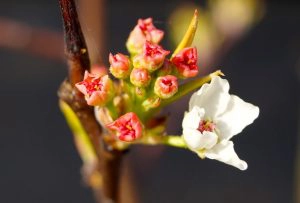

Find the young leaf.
[
  {"left": 59, "top": 100, "right": 97, "bottom": 164},
  {"left": 171, "top": 9, "right": 199, "bottom": 58}
]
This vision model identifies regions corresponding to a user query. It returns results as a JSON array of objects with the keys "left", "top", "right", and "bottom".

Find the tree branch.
[
  {"left": 58, "top": 1, "right": 123, "bottom": 202},
  {"left": 59, "top": 0, "right": 90, "bottom": 86}
]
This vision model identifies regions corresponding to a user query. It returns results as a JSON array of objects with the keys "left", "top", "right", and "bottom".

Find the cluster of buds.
[
  {"left": 75, "top": 16, "right": 200, "bottom": 142},
  {"left": 72, "top": 11, "right": 259, "bottom": 170}
]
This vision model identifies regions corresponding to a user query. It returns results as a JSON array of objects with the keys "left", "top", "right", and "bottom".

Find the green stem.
[
  {"left": 160, "top": 70, "right": 223, "bottom": 108},
  {"left": 136, "top": 134, "right": 187, "bottom": 149},
  {"left": 106, "top": 100, "right": 118, "bottom": 120},
  {"left": 142, "top": 70, "right": 223, "bottom": 121}
]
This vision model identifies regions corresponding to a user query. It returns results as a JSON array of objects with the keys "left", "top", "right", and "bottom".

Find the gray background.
[{"left": 0, "top": 0, "right": 299, "bottom": 202}]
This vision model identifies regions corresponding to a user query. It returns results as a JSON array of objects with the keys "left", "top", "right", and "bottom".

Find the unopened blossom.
[
  {"left": 75, "top": 71, "right": 114, "bottom": 106},
  {"left": 182, "top": 76, "right": 259, "bottom": 170},
  {"left": 157, "top": 59, "right": 173, "bottom": 76},
  {"left": 106, "top": 112, "right": 143, "bottom": 142},
  {"left": 109, "top": 53, "right": 131, "bottom": 79},
  {"left": 154, "top": 75, "right": 178, "bottom": 99},
  {"left": 133, "top": 41, "right": 170, "bottom": 72},
  {"left": 130, "top": 68, "right": 151, "bottom": 87},
  {"left": 126, "top": 18, "right": 164, "bottom": 54},
  {"left": 171, "top": 47, "right": 199, "bottom": 78}
]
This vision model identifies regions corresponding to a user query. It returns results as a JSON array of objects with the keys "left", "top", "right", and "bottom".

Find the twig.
[{"left": 58, "top": 0, "right": 123, "bottom": 202}]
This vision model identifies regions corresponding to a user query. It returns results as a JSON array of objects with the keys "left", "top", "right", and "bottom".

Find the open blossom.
[
  {"left": 171, "top": 47, "right": 199, "bottom": 78},
  {"left": 106, "top": 112, "right": 143, "bottom": 142},
  {"left": 133, "top": 41, "right": 170, "bottom": 72},
  {"left": 130, "top": 68, "right": 151, "bottom": 87},
  {"left": 126, "top": 18, "right": 164, "bottom": 54},
  {"left": 154, "top": 75, "right": 178, "bottom": 99},
  {"left": 182, "top": 76, "right": 259, "bottom": 170},
  {"left": 75, "top": 71, "right": 114, "bottom": 106},
  {"left": 109, "top": 53, "right": 131, "bottom": 79}
]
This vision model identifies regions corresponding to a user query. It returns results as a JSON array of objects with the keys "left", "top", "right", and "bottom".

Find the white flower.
[{"left": 182, "top": 76, "right": 259, "bottom": 170}]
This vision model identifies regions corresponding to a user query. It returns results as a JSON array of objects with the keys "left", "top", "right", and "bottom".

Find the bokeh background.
[{"left": 0, "top": 0, "right": 299, "bottom": 202}]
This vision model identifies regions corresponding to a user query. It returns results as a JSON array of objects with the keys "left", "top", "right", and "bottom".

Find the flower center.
[
  {"left": 162, "top": 78, "right": 172, "bottom": 86},
  {"left": 145, "top": 43, "right": 161, "bottom": 57},
  {"left": 197, "top": 120, "right": 216, "bottom": 133},
  {"left": 82, "top": 78, "right": 103, "bottom": 96},
  {"left": 120, "top": 121, "right": 136, "bottom": 138}
]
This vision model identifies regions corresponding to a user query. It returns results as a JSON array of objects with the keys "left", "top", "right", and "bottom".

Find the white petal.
[
  {"left": 183, "top": 128, "right": 218, "bottom": 150},
  {"left": 189, "top": 76, "right": 230, "bottom": 119},
  {"left": 215, "top": 95, "right": 259, "bottom": 140},
  {"left": 182, "top": 106, "right": 204, "bottom": 129},
  {"left": 205, "top": 140, "right": 248, "bottom": 170},
  {"left": 201, "top": 131, "right": 219, "bottom": 149}
]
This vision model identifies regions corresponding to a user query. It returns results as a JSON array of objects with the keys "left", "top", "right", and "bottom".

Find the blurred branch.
[
  {"left": 0, "top": 18, "right": 64, "bottom": 61},
  {"left": 79, "top": 0, "right": 106, "bottom": 65}
]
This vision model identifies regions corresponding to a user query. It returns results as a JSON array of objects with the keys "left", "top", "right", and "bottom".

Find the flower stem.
[
  {"left": 160, "top": 70, "right": 224, "bottom": 108},
  {"left": 137, "top": 134, "right": 187, "bottom": 149}
]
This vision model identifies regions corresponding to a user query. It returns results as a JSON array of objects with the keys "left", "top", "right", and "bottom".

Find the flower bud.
[
  {"left": 106, "top": 112, "right": 143, "bottom": 142},
  {"left": 156, "top": 59, "right": 173, "bottom": 76},
  {"left": 142, "top": 97, "right": 161, "bottom": 111},
  {"left": 130, "top": 68, "right": 151, "bottom": 87},
  {"left": 135, "top": 87, "right": 146, "bottom": 98},
  {"left": 154, "top": 75, "right": 178, "bottom": 99},
  {"left": 126, "top": 18, "right": 164, "bottom": 55},
  {"left": 133, "top": 41, "right": 170, "bottom": 72},
  {"left": 109, "top": 53, "right": 131, "bottom": 79},
  {"left": 171, "top": 47, "right": 199, "bottom": 78},
  {"left": 75, "top": 71, "right": 114, "bottom": 106}
]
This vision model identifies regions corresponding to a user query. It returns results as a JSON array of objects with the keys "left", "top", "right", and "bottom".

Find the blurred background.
[{"left": 0, "top": 0, "right": 299, "bottom": 202}]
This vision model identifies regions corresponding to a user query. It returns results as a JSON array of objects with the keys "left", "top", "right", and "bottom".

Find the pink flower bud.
[
  {"left": 75, "top": 71, "right": 114, "bottom": 106},
  {"left": 130, "top": 68, "right": 151, "bottom": 87},
  {"left": 133, "top": 41, "right": 170, "bottom": 72},
  {"left": 157, "top": 59, "right": 173, "bottom": 76},
  {"left": 154, "top": 75, "right": 178, "bottom": 99},
  {"left": 126, "top": 18, "right": 164, "bottom": 54},
  {"left": 109, "top": 53, "right": 131, "bottom": 79},
  {"left": 106, "top": 112, "right": 143, "bottom": 142},
  {"left": 171, "top": 47, "right": 199, "bottom": 78}
]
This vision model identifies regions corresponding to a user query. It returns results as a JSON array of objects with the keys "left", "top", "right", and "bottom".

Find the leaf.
[
  {"left": 160, "top": 70, "right": 224, "bottom": 108},
  {"left": 59, "top": 100, "right": 97, "bottom": 164},
  {"left": 171, "top": 9, "right": 199, "bottom": 58}
]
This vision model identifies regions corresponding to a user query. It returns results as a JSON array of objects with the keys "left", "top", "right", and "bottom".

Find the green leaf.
[
  {"left": 160, "top": 70, "right": 224, "bottom": 108},
  {"left": 59, "top": 100, "right": 97, "bottom": 164},
  {"left": 171, "top": 9, "right": 199, "bottom": 58}
]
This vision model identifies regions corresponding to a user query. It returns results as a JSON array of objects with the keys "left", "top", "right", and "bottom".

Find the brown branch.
[
  {"left": 59, "top": 0, "right": 90, "bottom": 86},
  {"left": 58, "top": 1, "right": 123, "bottom": 202}
]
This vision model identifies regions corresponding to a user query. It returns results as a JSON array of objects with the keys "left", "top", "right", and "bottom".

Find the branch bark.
[{"left": 58, "top": 0, "right": 122, "bottom": 202}]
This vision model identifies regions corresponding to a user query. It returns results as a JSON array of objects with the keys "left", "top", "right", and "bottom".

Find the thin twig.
[{"left": 58, "top": 1, "right": 123, "bottom": 202}]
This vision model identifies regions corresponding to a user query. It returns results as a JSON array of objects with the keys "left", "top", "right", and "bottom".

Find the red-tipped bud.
[
  {"left": 133, "top": 41, "right": 170, "bottom": 72},
  {"left": 154, "top": 75, "right": 178, "bottom": 99},
  {"left": 75, "top": 71, "right": 114, "bottom": 106},
  {"left": 106, "top": 112, "right": 143, "bottom": 142},
  {"left": 142, "top": 97, "right": 161, "bottom": 111},
  {"left": 109, "top": 53, "right": 131, "bottom": 79},
  {"left": 157, "top": 59, "right": 173, "bottom": 76},
  {"left": 171, "top": 47, "right": 199, "bottom": 78},
  {"left": 130, "top": 68, "right": 151, "bottom": 87},
  {"left": 126, "top": 18, "right": 164, "bottom": 54}
]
